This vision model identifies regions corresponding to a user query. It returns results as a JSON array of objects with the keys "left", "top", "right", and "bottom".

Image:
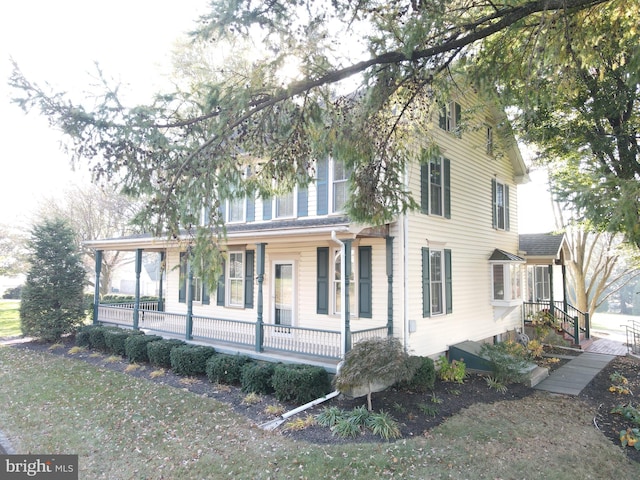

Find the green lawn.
[
  {"left": 0, "top": 346, "right": 638, "bottom": 479},
  {"left": 0, "top": 300, "right": 20, "bottom": 338}
]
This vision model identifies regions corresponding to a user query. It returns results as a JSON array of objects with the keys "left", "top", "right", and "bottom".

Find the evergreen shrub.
[
  {"left": 75, "top": 325, "right": 98, "bottom": 347},
  {"left": 272, "top": 364, "right": 332, "bottom": 404},
  {"left": 147, "top": 339, "right": 187, "bottom": 368},
  {"left": 206, "top": 354, "right": 253, "bottom": 385},
  {"left": 125, "top": 334, "right": 163, "bottom": 363},
  {"left": 399, "top": 356, "right": 436, "bottom": 392},
  {"left": 170, "top": 345, "right": 216, "bottom": 376},
  {"left": 241, "top": 362, "right": 276, "bottom": 394},
  {"left": 88, "top": 326, "right": 120, "bottom": 352},
  {"left": 104, "top": 328, "right": 144, "bottom": 356}
]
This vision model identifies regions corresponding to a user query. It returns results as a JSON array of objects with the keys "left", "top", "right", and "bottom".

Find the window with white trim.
[
  {"left": 486, "top": 124, "right": 494, "bottom": 156},
  {"left": 228, "top": 252, "right": 245, "bottom": 307},
  {"left": 491, "top": 179, "right": 510, "bottom": 231},
  {"left": 332, "top": 160, "right": 349, "bottom": 213},
  {"left": 332, "top": 248, "right": 355, "bottom": 315},
  {"left": 491, "top": 262, "right": 523, "bottom": 306},
  {"left": 438, "top": 101, "right": 461, "bottom": 134},
  {"left": 275, "top": 190, "right": 295, "bottom": 218},
  {"left": 430, "top": 250, "right": 444, "bottom": 315}
]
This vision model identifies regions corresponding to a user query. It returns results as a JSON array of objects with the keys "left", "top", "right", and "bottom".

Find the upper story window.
[
  {"left": 316, "top": 157, "right": 351, "bottom": 215},
  {"left": 420, "top": 156, "right": 451, "bottom": 218},
  {"left": 227, "top": 197, "right": 245, "bottom": 223},
  {"left": 491, "top": 179, "right": 510, "bottom": 231},
  {"left": 275, "top": 191, "right": 295, "bottom": 218},
  {"left": 439, "top": 101, "right": 462, "bottom": 135},
  {"left": 486, "top": 124, "right": 494, "bottom": 156},
  {"left": 332, "top": 160, "right": 349, "bottom": 213}
]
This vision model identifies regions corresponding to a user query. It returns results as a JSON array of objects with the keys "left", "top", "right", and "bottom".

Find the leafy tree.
[
  {"left": 9, "top": 0, "right": 613, "bottom": 277},
  {"left": 475, "top": 0, "right": 640, "bottom": 247},
  {"left": 0, "top": 223, "right": 28, "bottom": 276},
  {"left": 20, "top": 218, "right": 86, "bottom": 342},
  {"left": 335, "top": 337, "right": 414, "bottom": 411},
  {"left": 552, "top": 201, "right": 640, "bottom": 318},
  {"left": 36, "top": 184, "right": 142, "bottom": 296}
]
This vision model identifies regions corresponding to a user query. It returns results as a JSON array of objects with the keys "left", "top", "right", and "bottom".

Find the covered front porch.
[{"left": 87, "top": 224, "right": 393, "bottom": 370}]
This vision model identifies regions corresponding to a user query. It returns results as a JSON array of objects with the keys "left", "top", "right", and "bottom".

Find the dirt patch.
[{"left": 9, "top": 337, "right": 640, "bottom": 462}]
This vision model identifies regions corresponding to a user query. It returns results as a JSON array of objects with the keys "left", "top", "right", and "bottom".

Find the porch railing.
[
  {"left": 626, "top": 319, "right": 640, "bottom": 356},
  {"left": 96, "top": 304, "right": 388, "bottom": 361},
  {"left": 523, "top": 301, "right": 590, "bottom": 345}
]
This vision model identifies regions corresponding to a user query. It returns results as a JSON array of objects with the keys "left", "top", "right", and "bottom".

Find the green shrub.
[
  {"left": 241, "top": 362, "right": 276, "bottom": 394},
  {"left": 125, "top": 334, "right": 163, "bottom": 363},
  {"left": 479, "top": 342, "right": 531, "bottom": 384},
  {"left": 206, "top": 354, "right": 253, "bottom": 385},
  {"left": 170, "top": 345, "right": 216, "bottom": 376},
  {"left": 104, "top": 329, "right": 144, "bottom": 356},
  {"left": 147, "top": 339, "right": 186, "bottom": 368},
  {"left": 436, "top": 356, "right": 467, "bottom": 383},
  {"left": 398, "top": 356, "right": 436, "bottom": 392},
  {"left": 88, "top": 326, "right": 120, "bottom": 351},
  {"left": 272, "top": 364, "right": 332, "bottom": 404},
  {"left": 75, "top": 325, "right": 98, "bottom": 347}
]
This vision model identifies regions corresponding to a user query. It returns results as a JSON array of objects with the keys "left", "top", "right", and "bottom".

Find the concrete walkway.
[{"left": 534, "top": 351, "right": 617, "bottom": 395}]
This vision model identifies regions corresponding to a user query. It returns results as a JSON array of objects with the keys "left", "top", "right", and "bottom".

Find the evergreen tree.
[{"left": 20, "top": 218, "right": 86, "bottom": 342}]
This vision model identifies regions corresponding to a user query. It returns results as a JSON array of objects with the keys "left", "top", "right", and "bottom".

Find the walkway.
[{"left": 534, "top": 351, "right": 617, "bottom": 395}]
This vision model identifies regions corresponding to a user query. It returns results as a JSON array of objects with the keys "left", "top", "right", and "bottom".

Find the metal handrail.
[{"left": 625, "top": 319, "right": 640, "bottom": 355}]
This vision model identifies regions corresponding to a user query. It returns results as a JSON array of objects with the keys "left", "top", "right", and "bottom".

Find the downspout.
[
  {"left": 403, "top": 211, "right": 409, "bottom": 352},
  {"left": 331, "top": 231, "right": 347, "bottom": 357}
]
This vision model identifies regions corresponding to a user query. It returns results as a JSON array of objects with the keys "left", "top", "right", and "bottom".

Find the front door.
[{"left": 274, "top": 262, "right": 294, "bottom": 326}]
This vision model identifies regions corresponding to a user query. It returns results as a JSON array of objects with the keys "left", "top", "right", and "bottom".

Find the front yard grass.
[
  {"left": 0, "top": 300, "right": 20, "bottom": 338},
  {"left": 0, "top": 345, "right": 639, "bottom": 479}
]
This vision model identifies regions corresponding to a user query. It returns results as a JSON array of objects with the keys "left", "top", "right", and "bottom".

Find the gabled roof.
[
  {"left": 489, "top": 249, "right": 525, "bottom": 262},
  {"left": 519, "top": 233, "right": 565, "bottom": 258}
]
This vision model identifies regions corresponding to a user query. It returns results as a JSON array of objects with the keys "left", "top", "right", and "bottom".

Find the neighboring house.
[{"left": 88, "top": 84, "right": 584, "bottom": 370}]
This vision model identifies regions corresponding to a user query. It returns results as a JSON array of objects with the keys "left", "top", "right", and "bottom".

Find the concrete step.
[{"left": 526, "top": 365, "right": 549, "bottom": 387}]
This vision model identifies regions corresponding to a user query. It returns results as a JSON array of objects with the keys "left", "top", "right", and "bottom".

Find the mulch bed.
[{"left": 7, "top": 337, "right": 640, "bottom": 462}]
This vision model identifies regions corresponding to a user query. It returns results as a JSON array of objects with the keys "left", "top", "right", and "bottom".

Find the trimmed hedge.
[
  {"left": 271, "top": 364, "right": 332, "bottom": 404},
  {"left": 87, "top": 326, "right": 121, "bottom": 352},
  {"left": 104, "top": 329, "right": 144, "bottom": 356},
  {"left": 398, "top": 356, "right": 436, "bottom": 392},
  {"left": 125, "top": 334, "right": 163, "bottom": 363},
  {"left": 75, "top": 325, "right": 99, "bottom": 347},
  {"left": 241, "top": 362, "right": 276, "bottom": 394},
  {"left": 147, "top": 339, "right": 187, "bottom": 368},
  {"left": 170, "top": 345, "right": 216, "bottom": 376},
  {"left": 206, "top": 354, "right": 253, "bottom": 385}
]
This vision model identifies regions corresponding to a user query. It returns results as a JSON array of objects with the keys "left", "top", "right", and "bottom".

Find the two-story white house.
[{"left": 87, "top": 83, "right": 540, "bottom": 370}]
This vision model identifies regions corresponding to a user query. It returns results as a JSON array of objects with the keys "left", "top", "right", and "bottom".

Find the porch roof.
[
  {"left": 85, "top": 215, "right": 356, "bottom": 251},
  {"left": 519, "top": 233, "right": 566, "bottom": 263},
  {"left": 489, "top": 249, "right": 525, "bottom": 262}
]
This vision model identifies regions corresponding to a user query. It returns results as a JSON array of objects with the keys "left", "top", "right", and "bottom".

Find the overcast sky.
[{"left": 0, "top": 1, "right": 554, "bottom": 232}]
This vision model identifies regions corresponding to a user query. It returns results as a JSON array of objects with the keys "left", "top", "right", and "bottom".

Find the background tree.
[
  {"left": 552, "top": 200, "right": 640, "bottom": 318},
  {"left": 475, "top": 0, "right": 640, "bottom": 247},
  {"left": 9, "top": 0, "right": 615, "bottom": 276},
  {"left": 36, "top": 184, "right": 141, "bottom": 296},
  {"left": 0, "top": 223, "right": 28, "bottom": 277},
  {"left": 20, "top": 218, "right": 86, "bottom": 342}
]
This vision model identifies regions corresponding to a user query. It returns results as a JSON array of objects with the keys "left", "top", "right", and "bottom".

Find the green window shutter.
[
  {"left": 262, "top": 197, "right": 272, "bottom": 220},
  {"left": 178, "top": 252, "right": 187, "bottom": 304},
  {"left": 316, "top": 157, "right": 328, "bottom": 215},
  {"left": 491, "top": 178, "right": 497, "bottom": 229},
  {"left": 317, "top": 247, "right": 329, "bottom": 314},
  {"left": 202, "top": 268, "right": 210, "bottom": 305},
  {"left": 505, "top": 185, "right": 510, "bottom": 231},
  {"left": 422, "top": 247, "right": 431, "bottom": 318},
  {"left": 216, "top": 259, "right": 226, "bottom": 306},
  {"left": 445, "top": 249, "right": 452, "bottom": 314},
  {"left": 297, "top": 187, "right": 308, "bottom": 217},
  {"left": 443, "top": 158, "right": 451, "bottom": 219},
  {"left": 420, "top": 162, "right": 429, "bottom": 214},
  {"left": 244, "top": 250, "right": 254, "bottom": 308},
  {"left": 358, "top": 246, "right": 372, "bottom": 318},
  {"left": 454, "top": 102, "right": 462, "bottom": 134}
]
